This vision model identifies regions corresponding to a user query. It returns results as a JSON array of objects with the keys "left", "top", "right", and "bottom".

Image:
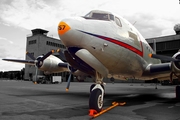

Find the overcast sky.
[{"left": 0, "top": 0, "right": 180, "bottom": 71}]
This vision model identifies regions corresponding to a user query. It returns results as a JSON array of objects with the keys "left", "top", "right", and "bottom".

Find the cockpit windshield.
[
  {"left": 83, "top": 10, "right": 122, "bottom": 27},
  {"left": 83, "top": 10, "right": 114, "bottom": 21},
  {"left": 92, "top": 13, "right": 109, "bottom": 20}
]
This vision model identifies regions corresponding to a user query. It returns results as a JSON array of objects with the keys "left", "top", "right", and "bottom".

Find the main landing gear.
[{"left": 89, "top": 71, "right": 105, "bottom": 113}]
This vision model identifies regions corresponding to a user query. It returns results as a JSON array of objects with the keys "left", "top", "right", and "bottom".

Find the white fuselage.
[{"left": 58, "top": 13, "right": 160, "bottom": 80}]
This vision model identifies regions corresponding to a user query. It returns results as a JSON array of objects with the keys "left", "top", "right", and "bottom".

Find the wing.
[{"left": 2, "top": 59, "right": 35, "bottom": 65}]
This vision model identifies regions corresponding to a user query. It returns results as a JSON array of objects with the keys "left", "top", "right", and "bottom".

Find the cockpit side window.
[
  {"left": 109, "top": 14, "right": 114, "bottom": 21},
  {"left": 84, "top": 12, "right": 91, "bottom": 18},
  {"left": 115, "top": 17, "right": 122, "bottom": 27}
]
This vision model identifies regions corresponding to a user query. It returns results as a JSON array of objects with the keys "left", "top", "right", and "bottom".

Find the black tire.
[
  {"left": 90, "top": 84, "right": 96, "bottom": 92},
  {"left": 89, "top": 89, "right": 103, "bottom": 112},
  {"left": 176, "top": 86, "right": 180, "bottom": 99}
]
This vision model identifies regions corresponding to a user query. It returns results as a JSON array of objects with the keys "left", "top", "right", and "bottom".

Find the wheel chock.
[
  {"left": 89, "top": 109, "right": 98, "bottom": 116},
  {"left": 89, "top": 102, "right": 126, "bottom": 119}
]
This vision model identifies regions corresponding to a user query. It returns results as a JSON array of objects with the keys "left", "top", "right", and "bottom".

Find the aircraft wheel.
[
  {"left": 90, "top": 84, "right": 105, "bottom": 92},
  {"left": 89, "top": 89, "right": 103, "bottom": 112},
  {"left": 90, "top": 84, "right": 96, "bottom": 92},
  {"left": 176, "top": 86, "right": 180, "bottom": 99}
]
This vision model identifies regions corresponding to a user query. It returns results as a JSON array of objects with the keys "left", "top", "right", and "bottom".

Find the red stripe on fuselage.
[{"left": 79, "top": 30, "right": 144, "bottom": 57}]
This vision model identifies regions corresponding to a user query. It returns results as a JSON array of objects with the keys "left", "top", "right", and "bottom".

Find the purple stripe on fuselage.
[{"left": 78, "top": 30, "right": 143, "bottom": 57}]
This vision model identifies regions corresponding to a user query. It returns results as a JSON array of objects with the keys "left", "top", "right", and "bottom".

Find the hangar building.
[
  {"left": 25, "top": 28, "right": 67, "bottom": 81},
  {"left": 146, "top": 24, "right": 180, "bottom": 58},
  {"left": 145, "top": 24, "right": 180, "bottom": 83}
]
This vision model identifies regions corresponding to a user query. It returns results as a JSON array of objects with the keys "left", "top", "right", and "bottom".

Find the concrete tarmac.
[{"left": 0, "top": 80, "right": 180, "bottom": 120}]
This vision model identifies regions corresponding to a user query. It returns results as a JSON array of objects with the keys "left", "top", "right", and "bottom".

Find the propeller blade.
[
  {"left": 149, "top": 54, "right": 180, "bottom": 62},
  {"left": 170, "top": 72, "right": 173, "bottom": 83},
  {"left": 34, "top": 67, "right": 38, "bottom": 84},
  {"left": 40, "top": 50, "right": 55, "bottom": 61},
  {"left": 57, "top": 48, "right": 67, "bottom": 62},
  {"left": 66, "top": 74, "right": 72, "bottom": 91},
  {"left": 2, "top": 59, "right": 35, "bottom": 65},
  {"left": 26, "top": 51, "right": 36, "bottom": 60}
]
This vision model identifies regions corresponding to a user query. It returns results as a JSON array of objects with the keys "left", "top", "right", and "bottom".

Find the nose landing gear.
[
  {"left": 89, "top": 71, "right": 105, "bottom": 113},
  {"left": 89, "top": 84, "right": 104, "bottom": 112}
]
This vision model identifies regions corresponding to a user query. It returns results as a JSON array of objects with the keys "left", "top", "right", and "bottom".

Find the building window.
[
  {"left": 166, "top": 41, "right": 180, "bottom": 50},
  {"left": 46, "top": 41, "right": 65, "bottom": 48},
  {"left": 29, "top": 40, "right": 36, "bottom": 45},
  {"left": 157, "top": 42, "right": 165, "bottom": 51}
]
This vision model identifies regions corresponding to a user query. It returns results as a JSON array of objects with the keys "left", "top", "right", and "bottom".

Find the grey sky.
[{"left": 0, "top": 0, "right": 179, "bottom": 71}]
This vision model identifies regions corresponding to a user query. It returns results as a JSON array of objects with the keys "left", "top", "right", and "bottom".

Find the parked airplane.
[
  {"left": 58, "top": 10, "right": 180, "bottom": 112},
  {"left": 3, "top": 10, "right": 180, "bottom": 113}
]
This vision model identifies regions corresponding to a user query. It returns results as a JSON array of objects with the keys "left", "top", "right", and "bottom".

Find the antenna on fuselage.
[
  {"left": 153, "top": 39, "right": 156, "bottom": 54},
  {"left": 133, "top": 21, "right": 137, "bottom": 25}
]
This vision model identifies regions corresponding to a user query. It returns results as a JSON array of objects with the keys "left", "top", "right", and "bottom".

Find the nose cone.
[
  {"left": 58, "top": 21, "right": 71, "bottom": 35},
  {"left": 58, "top": 17, "right": 84, "bottom": 47}
]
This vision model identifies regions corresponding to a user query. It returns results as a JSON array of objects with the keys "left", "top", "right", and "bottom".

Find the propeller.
[
  {"left": 57, "top": 48, "right": 76, "bottom": 91},
  {"left": 56, "top": 48, "right": 67, "bottom": 62},
  {"left": 65, "top": 66, "right": 77, "bottom": 91},
  {"left": 149, "top": 54, "right": 180, "bottom": 62},
  {"left": 66, "top": 74, "right": 72, "bottom": 91},
  {"left": 26, "top": 50, "right": 55, "bottom": 83},
  {"left": 149, "top": 53, "right": 180, "bottom": 83},
  {"left": 34, "top": 66, "right": 38, "bottom": 84},
  {"left": 40, "top": 50, "right": 55, "bottom": 62},
  {"left": 26, "top": 51, "right": 36, "bottom": 60}
]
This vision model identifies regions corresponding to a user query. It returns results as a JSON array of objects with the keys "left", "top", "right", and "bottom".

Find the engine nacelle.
[
  {"left": 39, "top": 55, "right": 68, "bottom": 73},
  {"left": 171, "top": 52, "right": 180, "bottom": 74}
]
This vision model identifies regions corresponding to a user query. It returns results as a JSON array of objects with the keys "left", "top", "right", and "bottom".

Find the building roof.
[
  {"left": 31, "top": 28, "right": 49, "bottom": 36},
  {"left": 146, "top": 34, "right": 180, "bottom": 43}
]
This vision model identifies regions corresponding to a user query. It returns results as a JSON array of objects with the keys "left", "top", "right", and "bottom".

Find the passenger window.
[{"left": 115, "top": 17, "right": 122, "bottom": 27}]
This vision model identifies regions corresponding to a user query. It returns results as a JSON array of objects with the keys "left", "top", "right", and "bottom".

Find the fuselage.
[{"left": 58, "top": 10, "right": 160, "bottom": 80}]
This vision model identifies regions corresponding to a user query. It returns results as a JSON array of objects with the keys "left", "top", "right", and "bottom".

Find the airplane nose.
[
  {"left": 58, "top": 21, "right": 71, "bottom": 35},
  {"left": 58, "top": 18, "right": 84, "bottom": 47}
]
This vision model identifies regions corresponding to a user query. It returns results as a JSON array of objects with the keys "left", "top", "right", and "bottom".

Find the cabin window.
[{"left": 115, "top": 17, "right": 122, "bottom": 27}]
